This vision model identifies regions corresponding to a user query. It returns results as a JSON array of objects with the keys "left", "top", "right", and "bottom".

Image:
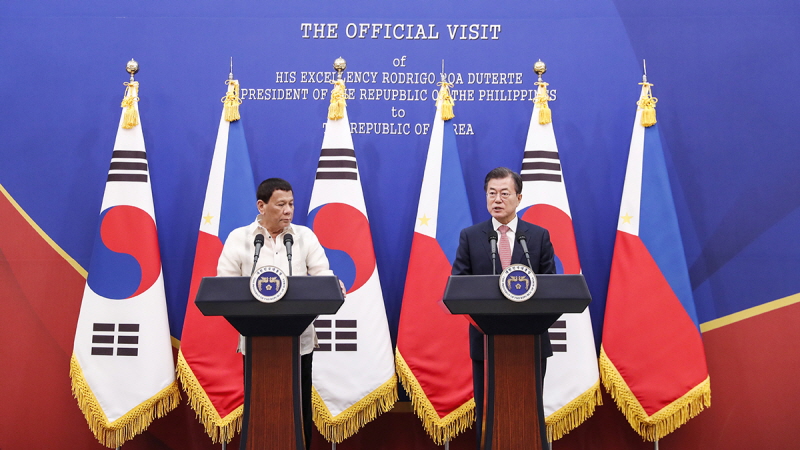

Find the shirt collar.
[
  {"left": 492, "top": 215, "right": 518, "bottom": 233},
  {"left": 249, "top": 216, "right": 294, "bottom": 238}
]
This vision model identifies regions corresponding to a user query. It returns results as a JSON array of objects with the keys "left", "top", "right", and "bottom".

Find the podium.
[
  {"left": 195, "top": 275, "right": 344, "bottom": 450},
  {"left": 442, "top": 274, "right": 591, "bottom": 450}
]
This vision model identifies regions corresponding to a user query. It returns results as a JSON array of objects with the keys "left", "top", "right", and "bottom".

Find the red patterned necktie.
[{"left": 498, "top": 224, "right": 511, "bottom": 269}]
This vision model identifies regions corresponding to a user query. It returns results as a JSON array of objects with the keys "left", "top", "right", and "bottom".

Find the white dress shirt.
[{"left": 217, "top": 217, "right": 333, "bottom": 355}]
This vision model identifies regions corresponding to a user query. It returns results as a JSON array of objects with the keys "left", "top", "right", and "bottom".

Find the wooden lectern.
[
  {"left": 195, "top": 275, "right": 344, "bottom": 450},
  {"left": 442, "top": 274, "right": 591, "bottom": 450}
]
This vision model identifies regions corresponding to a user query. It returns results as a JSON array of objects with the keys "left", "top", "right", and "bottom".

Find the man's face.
[
  {"left": 258, "top": 189, "right": 294, "bottom": 234},
  {"left": 485, "top": 176, "right": 521, "bottom": 224}
]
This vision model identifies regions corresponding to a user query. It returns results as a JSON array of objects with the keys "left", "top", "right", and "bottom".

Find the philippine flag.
[
  {"left": 600, "top": 79, "right": 711, "bottom": 441},
  {"left": 307, "top": 82, "right": 397, "bottom": 443},
  {"left": 395, "top": 81, "right": 474, "bottom": 445},
  {"left": 70, "top": 79, "right": 179, "bottom": 448},
  {"left": 176, "top": 79, "right": 254, "bottom": 443},
  {"left": 517, "top": 79, "right": 601, "bottom": 441}
]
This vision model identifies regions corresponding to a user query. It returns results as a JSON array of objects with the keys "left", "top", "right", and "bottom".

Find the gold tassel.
[
  {"left": 599, "top": 347, "right": 711, "bottom": 441},
  {"left": 70, "top": 354, "right": 181, "bottom": 448},
  {"left": 311, "top": 376, "right": 398, "bottom": 443},
  {"left": 328, "top": 79, "right": 346, "bottom": 120},
  {"left": 222, "top": 79, "right": 242, "bottom": 122},
  {"left": 533, "top": 81, "right": 552, "bottom": 125},
  {"left": 176, "top": 351, "right": 243, "bottom": 443},
  {"left": 395, "top": 351, "right": 475, "bottom": 445},
  {"left": 545, "top": 380, "right": 603, "bottom": 441},
  {"left": 121, "top": 82, "right": 140, "bottom": 129},
  {"left": 437, "top": 81, "right": 455, "bottom": 121},
  {"left": 637, "top": 81, "right": 658, "bottom": 127}
]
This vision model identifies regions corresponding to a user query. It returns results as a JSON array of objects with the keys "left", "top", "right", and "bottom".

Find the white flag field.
[
  {"left": 517, "top": 91, "right": 602, "bottom": 441},
  {"left": 70, "top": 81, "right": 179, "bottom": 448},
  {"left": 307, "top": 101, "right": 397, "bottom": 443}
]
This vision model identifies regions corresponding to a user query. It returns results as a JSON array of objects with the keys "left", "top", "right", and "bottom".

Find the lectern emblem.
[
  {"left": 250, "top": 265, "right": 288, "bottom": 303},
  {"left": 499, "top": 264, "right": 537, "bottom": 302}
]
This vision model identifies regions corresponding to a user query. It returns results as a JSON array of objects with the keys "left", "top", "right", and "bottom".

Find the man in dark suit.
[{"left": 451, "top": 167, "right": 556, "bottom": 449}]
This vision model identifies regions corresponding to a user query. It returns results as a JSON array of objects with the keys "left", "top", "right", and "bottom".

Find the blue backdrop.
[{"left": 2, "top": 0, "right": 799, "bottom": 346}]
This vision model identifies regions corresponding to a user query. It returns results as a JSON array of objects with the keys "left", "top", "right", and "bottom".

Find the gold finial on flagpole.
[
  {"left": 533, "top": 59, "right": 546, "bottom": 83},
  {"left": 638, "top": 59, "right": 657, "bottom": 127},
  {"left": 126, "top": 58, "right": 139, "bottom": 83},
  {"left": 121, "top": 59, "right": 140, "bottom": 129},
  {"left": 329, "top": 57, "right": 347, "bottom": 120},
  {"left": 223, "top": 57, "right": 242, "bottom": 122},
  {"left": 533, "top": 60, "right": 552, "bottom": 124},
  {"left": 333, "top": 57, "right": 347, "bottom": 80}
]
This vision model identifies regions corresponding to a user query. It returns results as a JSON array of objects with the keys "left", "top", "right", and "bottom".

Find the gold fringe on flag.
[
  {"left": 328, "top": 79, "right": 347, "bottom": 120},
  {"left": 222, "top": 79, "right": 242, "bottom": 122},
  {"left": 637, "top": 81, "right": 658, "bottom": 127},
  {"left": 395, "top": 351, "right": 475, "bottom": 445},
  {"left": 599, "top": 346, "right": 711, "bottom": 441},
  {"left": 176, "top": 351, "right": 243, "bottom": 443},
  {"left": 121, "top": 81, "right": 140, "bottom": 129},
  {"left": 436, "top": 81, "right": 455, "bottom": 121},
  {"left": 533, "top": 81, "right": 552, "bottom": 125},
  {"left": 311, "top": 375, "right": 398, "bottom": 443},
  {"left": 70, "top": 354, "right": 180, "bottom": 448},
  {"left": 545, "top": 380, "right": 603, "bottom": 442}
]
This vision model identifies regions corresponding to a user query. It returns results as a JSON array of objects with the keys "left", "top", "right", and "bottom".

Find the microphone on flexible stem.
[
  {"left": 251, "top": 233, "right": 265, "bottom": 276},
  {"left": 517, "top": 234, "right": 534, "bottom": 269},
  {"left": 283, "top": 233, "right": 294, "bottom": 276},
  {"left": 488, "top": 230, "right": 498, "bottom": 275}
]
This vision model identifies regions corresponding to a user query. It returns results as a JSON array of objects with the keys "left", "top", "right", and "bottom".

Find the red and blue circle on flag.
[
  {"left": 520, "top": 204, "right": 581, "bottom": 274},
  {"left": 87, "top": 205, "right": 162, "bottom": 300},
  {"left": 308, "top": 202, "right": 376, "bottom": 294}
]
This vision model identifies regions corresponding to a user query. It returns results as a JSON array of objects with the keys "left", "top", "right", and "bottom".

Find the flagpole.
[
  {"left": 444, "top": 438, "right": 449, "bottom": 450},
  {"left": 642, "top": 56, "right": 657, "bottom": 450},
  {"left": 220, "top": 57, "right": 235, "bottom": 450}
]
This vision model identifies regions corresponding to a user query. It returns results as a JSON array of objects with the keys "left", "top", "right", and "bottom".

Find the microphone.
[
  {"left": 488, "top": 230, "right": 498, "bottom": 275},
  {"left": 517, "top": 234, "right": 533, "bottom": 269},
  {"left": 251, "top": 233, "right": 265, "bottom": 276},
  {"left": 283, "top": 233, "right": 294, "bottom": 276}
]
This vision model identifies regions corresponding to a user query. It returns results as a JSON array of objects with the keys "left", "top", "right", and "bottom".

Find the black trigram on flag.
[
  {"left": 91, "top": 323, "right": 140, "bottom": 356},
  {"left": 314, "top": 319, "right": 357, "bottom": 351},
  {"left": 549, "top": 319, "right": 567, "bottom": 353},
  {"left": 520, "top": 150, "right": 562, "bottom": 183},
  {"left": 107, "top": 150, "right": 149, "bottom": 183},
  {"left": 315, "top": 148, "right": 358, "bottom": 181}
]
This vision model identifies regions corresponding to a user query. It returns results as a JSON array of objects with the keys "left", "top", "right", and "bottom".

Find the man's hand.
[{"left": 339, "top": 280, "right": 347, "bottom": 298}]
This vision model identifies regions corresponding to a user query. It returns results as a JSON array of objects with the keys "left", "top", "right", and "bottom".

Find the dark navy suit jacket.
[{"left": 451, "top": 218, "right": 557, "bottom": 360}]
